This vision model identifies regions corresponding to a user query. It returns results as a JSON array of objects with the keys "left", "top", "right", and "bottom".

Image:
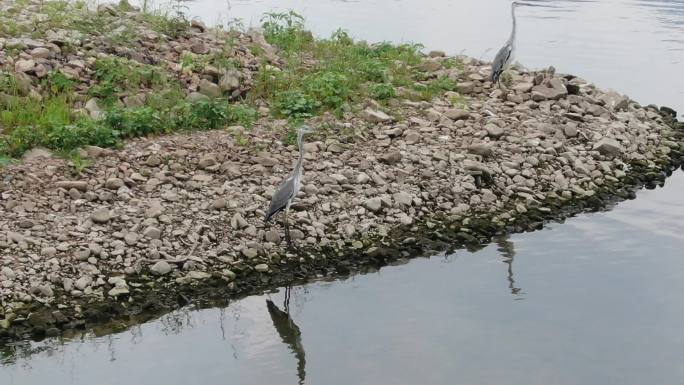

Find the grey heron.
[
  {"left": 491, "top": 1, "right": 522, "bottom": 85},
  {"left": 265, "top": 125, "right": 314, "bottom": 250}
]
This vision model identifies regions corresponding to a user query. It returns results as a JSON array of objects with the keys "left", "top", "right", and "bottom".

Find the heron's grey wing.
[
  {"left": 491, "top": 44, "right": 512, "bottom": 82},
  {"left": 265, "top": 176, "right": 295, "bottom": 221}
]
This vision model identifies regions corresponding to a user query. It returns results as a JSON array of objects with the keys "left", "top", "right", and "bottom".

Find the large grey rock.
[
  {"left": 198, "top": 79, "right": 221, "bottom": 98},
  {"left": 151, "top": 261, "right": 172, "bottom": 275},
  {"left": 380, "top": 151, "right": 402, "bottom": 165},
  {"left": 362, "top": 108, "right": 392, "bottom": 123},
  {"left": 186, "top": 92, "right": 210, "bottom": 103},
  {"left": 444, "top": 109, "right": 469, "bottom": 120},
  {"left": 468, "top": 143, "right": 494, "bottom": 157},
  {"left": 15, "top": 59, "right": 35, "bottom": 73},
  {"left": 485, "top": 123, "right": 505, "bottom": 138},
  {"left": 531, "top": 78, "right": 568, "bottom": 101},
  {"left": 593, "top": 138, "right": 622, "bottom": 156},
  {"left": 393, "top": 192, "right": 413, "bottom": 207},
  {"left": 105, "top": 177, "right": 124, "bottom": 190},
  {"left": 219, "top": 70, "right": 241, "bottom": 92},
  {"left": 364, "top": 197, "right": 383, "bottom": 212},
  {"left": 600, "top": 91, "right": 629, "bottom": 111},
  {"left": 91, "top": 209, "right": 112, "bottom": 224}
]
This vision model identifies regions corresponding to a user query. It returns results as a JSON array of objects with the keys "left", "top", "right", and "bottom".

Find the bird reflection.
[
  {"left": 495, "top": 236, "right": 524, "bottom": 296},
  {"left": 266, "top": 287, "right": 306, "bottom": 385}
]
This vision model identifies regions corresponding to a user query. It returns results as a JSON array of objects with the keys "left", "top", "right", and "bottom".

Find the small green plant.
[
  {"left": 62, "top": 150, "right": 92, "bottom": 175},
  {"left": 275, "top": 90, "right": 316, "bottom": 119},
  {"left": 261, "top": 11, "right": 311, "bottom": 52},
  {"left": 233, "top": 133, "right": 249, "bottom": 147},
  {"left": 369, "top": 83, "right": 396, "bottom": 100},
  {"left": 284, "top": 128, "right": 298, "bottom": 146},
  {"left": 305, "top": 71, "right": 349, "bottom": 109},
  {"left": 43, "top": 71, "right": 75, "bottom": 95}
]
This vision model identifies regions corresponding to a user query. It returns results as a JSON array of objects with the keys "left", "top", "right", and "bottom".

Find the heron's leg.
[{"left": 284, "top": 209, "right": 295, "bottom": 251}]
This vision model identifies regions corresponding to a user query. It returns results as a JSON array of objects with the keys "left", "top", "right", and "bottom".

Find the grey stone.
[
  {"left": 265, "top": 230, "right": 281, "bottom": 243},
  {"left": 468, "top": 143, "right": 494, "bottom": 157},
  {"left": 151, "top": 261, "right": 172, "bottom": 275},
  {"left": 364, "top": 197, "right": 383, "bottom": 212},
  {"left": 362, "top": 108, "right": 392, "bottom": 123},
  {"left": 186, "top": 92, "right": 210, "bottom": 103},
  {"left": 485, "top": 124, "right": 505, "bottom": 138},
  {"left": 143, "top": 226, "right": 162, "bottom": 239},
  {"left": 254, "top": 264, "right": 269, "bottom": 273},
  {"left": 219, "top": 70, "right": 241, "bottom": 92},
  {"left": 593, "top": 138, "right": 622, "bottom": 156},
  {"left": 91, "top": 209, "right": 112, "bottom": 224},
  {"left": 198, "top": 79, "right": 221, "bottom": 98},
  {"left": 242, "top": 248, "right": 258, "bottom": 258},
  {"left": 393, "top": 192, "right": 413, "bottom": 207},
  {"left": 380, "top": 151, "right": 402, "bottom": 165},
  {"left": 210, "top": 198, "right": 227, "bottom": 210},
  {"left": 105, "top": 178, "right": 124, "bottom": 190},
  {"left": 444, "top": 109, "right": 469, "bottom": 120},
  {"left": 531, "top": 78, "right": 568, "bottom": 101}
]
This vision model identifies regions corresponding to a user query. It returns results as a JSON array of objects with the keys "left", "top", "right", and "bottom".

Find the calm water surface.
[{"left": 3, "top": 1, "right": 684, "bottom": 384}]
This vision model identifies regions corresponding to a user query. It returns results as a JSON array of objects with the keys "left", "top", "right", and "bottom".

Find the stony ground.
[{"left": 1, "top": 1, "right": 683, "bottom": 337}]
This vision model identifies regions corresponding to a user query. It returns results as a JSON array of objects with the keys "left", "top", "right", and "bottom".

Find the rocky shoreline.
[{"left": 1, "top": 1, "right": 684, "bottom": 341}]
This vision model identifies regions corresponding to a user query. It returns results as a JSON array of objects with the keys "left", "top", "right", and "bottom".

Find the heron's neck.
[
  {"left": 509, "top": 5, "right": 517, "bottom": 44},
  {"left": 295, "top": 131, "right": 305, "bottom": 172}
]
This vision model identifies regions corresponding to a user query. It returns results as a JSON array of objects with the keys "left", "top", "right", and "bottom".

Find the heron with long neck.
[
  {"left": 491, "top": 1, "right": 521, "bottom": 84},
  {"left": 265, "top": 126, "right": 314, "bottom": 250}
]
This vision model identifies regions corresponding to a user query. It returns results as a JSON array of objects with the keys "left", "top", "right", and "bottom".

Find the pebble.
[
  {"left": 254, "top": 264, "right": 269, "bottom": 273},
  {"left": 91, "top": 209, "right": 112, "bottom": 224},
  {"left": 150, "top": 261, "right": 172, "bottom": 275}
]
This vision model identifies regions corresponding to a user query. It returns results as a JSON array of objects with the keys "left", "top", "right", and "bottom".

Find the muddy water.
[{"left": 3, "top": 0, "right": 684, "bottom": 384}]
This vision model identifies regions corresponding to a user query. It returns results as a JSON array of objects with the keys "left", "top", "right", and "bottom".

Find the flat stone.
[
  {"left": 124, "top": 232, "right": 139, "bottom": 246},
  {"left": 55, "top": 181, "right": 88, "bottom": 191},
  {"left": 362, "top": 108, "right": 392, "bottom": 123},
  {"left": 186, "top": 92, "right": 210, "bottom": 103},
  {"left": 254, "top": 264, "right": 269, "bottom": 273},
  {"left": 15, "top": 59, "right": 36, "bottom": 73},
  {"left": 210, "top": 198, "right": 227, "bottom": 210},
  {"left": 468, "top": 143, "right": 494, "bottom": 157},
  {"left": 150, "top": 261, "right": 172, "bottom": 275},
  {"left": 198, "top": 79, "right": 221, "bottom": 98},
  {"left": 364, "top": 197, "right": 383, "bottom": 212},
  {"left": 593, "top": 138, "right": 622, "bottom": 156},
  {"left": 143, "top": 226, "right": 162, "bottom": 239},
  {"left": 393, "top": 192, "right": 413, "bottom": 207},
  {"left": 242, "top": 248, "right": 258, "bottom": 258},
  {"left": 105, "top": 178, "right": 124, "bottom": 190},
  {"left": 265, "top": 230, "right": 281, "bottom": 243},
  {"left": 444, "top": 109, "right": 469, "bottom": 120},
  {"left": 380, "top": 151, "right": 402, "bottom": 165},
  {"left": 485, "top": 124, "right": 505, "bottom": 138},
  {"left": 91, "top": 209, "right": 112, "bottom": 224},
  {"left": 531, "top": 78, "right": 568, "bottom": 101}
]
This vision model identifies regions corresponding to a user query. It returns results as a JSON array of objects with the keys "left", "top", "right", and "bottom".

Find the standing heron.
[
  {"left": 491, "top": 1, "right": 522, "bottom": 85},
  {"left": 265, "top": 125, "right": 314, "bottom": 250}
]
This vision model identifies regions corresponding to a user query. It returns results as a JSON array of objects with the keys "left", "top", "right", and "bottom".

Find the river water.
[{"left": 3, "top": 1, "right": 684, "bottom": 384}]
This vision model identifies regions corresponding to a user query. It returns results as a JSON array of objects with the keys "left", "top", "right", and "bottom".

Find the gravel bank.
[{"left": 1, "top": 1, "right": 683, "bottom": 340}]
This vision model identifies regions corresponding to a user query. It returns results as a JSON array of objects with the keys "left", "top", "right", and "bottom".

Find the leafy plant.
[
  {"left": 369, "top": 83, "right": 396, "bottom": 100},
  {"left": 276, "top": 90, "right": 316, "bottom": 119},
  {"left": 261, "top": 11, "right": 311, "bottom": 52},
  {"left": 304, "top": 71, "right": 349, "bottom": 109}
]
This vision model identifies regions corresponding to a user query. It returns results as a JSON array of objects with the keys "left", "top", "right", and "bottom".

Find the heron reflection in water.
[
  {"left": 495, "top": 236, "right": 524, "bottom": 296},
  {"left": 266, "top": 287, "right": 306, "bottom": 385}
]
